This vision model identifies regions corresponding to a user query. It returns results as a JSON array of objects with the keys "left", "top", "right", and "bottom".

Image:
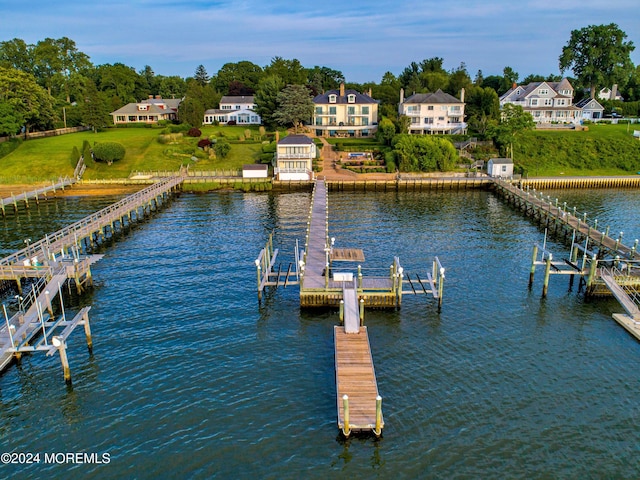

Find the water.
[{"left": 1, "top": 187, "right": 640, "bottom": 479}]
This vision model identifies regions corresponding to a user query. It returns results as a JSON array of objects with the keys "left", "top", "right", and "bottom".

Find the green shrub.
[
  {"left": 93, "top": 142, "right": 126, "bottom": 165},
  {"left": 70, "top": 146, "right": 80, "bottom": 169},
  {"left": 187, "top": 127, "right": 202, "bottom": 137},
  {"left": 213, "top": 138, "right": 231, "bottom": 158}
]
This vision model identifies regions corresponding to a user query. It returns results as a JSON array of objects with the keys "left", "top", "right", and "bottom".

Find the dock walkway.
[{"left": 0, "top": 177, "right": 75, "bottom": 216}]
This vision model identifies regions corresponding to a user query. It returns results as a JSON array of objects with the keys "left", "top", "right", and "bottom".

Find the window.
[
  {"left": 315, "top": 107, "right": 323, "bottom": 114},
  {"left": 407, "top": 105, "right": 419, "bottom": 114},
  {"left": 424, "top": 118, "right": 433, "bottom": 124},
  {"left": 315, "top": 117, "right": 322, "bottom": 126},
  {"left": 362, "top": 106, "right": 369, "bottom": 115},
  {"left": 556, "top": 99, "right": 565, "bottom": 106},
  {"left": 348, "top": 106, "right": 355, "bottom": 115},
  {"left": 117, "top": 116, "right": 125, "bottom": 122},
  {"left": 411, "top": 117, "right": 420, "bottom": 125},
  {"left": 538, "top": 89, "right": 549, "bottom": 95},
  {"left": 329, "top": 106, "right": 336, "bottom": 115},
  {"left": 427, "top": 105, "right": 434, "bottom": 111},
  {"left": 438, "top": 116, "right": 445, "bottom": 121},
  {"left": 362, "top": 118, "right": 368, "bottom": 126},
  {"left": 329, "top": 94, "right": 337, "bottom": 103},
  {"left": 530, "top": 99, "right": 538, "bottom": 106},
  {"left": 544, "top": 99, "right": 553, "bottom": 106},
  {"left": 501, "top": 165, "right": 507, "bottom": 172},
  {"left": 347, "top": 94, "right": 356, "bottom": 103},
  {"left": 450, "top": 106, "right": 461, "bottom": 112}
]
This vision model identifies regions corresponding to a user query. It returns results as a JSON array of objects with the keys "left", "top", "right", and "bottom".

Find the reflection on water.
[{"left": 0, "top": 188, "right": 639, "bottom": 478}]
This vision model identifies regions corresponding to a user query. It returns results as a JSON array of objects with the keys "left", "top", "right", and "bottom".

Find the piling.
[
  {"left": 542, "top": 254, "right": 552, "bottom": 297},
  {"left": 529, "top": 245, "right": 538, "bottom": 287},
  {"left": 342, "top": 395, "right": 350, "bottom": 437}
]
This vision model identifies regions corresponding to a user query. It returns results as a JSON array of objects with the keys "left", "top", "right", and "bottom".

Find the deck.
[{"left": 334, "top": 325, "right": 382, "bottom": 435}]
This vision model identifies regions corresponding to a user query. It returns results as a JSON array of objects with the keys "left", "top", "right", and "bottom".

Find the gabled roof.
[
  {"left": 278, "top": 135, "right": 314, "bottom": 145},
  {"left": 403, "top": 89, "right": 462, "bottom": 104},
  {"left": 110, "top": 103, "right": 178, "bottom": 115},
  {"left": 313, "top": 89, "right": 377, "bottom": 104},
  {"left": 500, "top": 78, "right": 574, "bottom": 102},
  {"left": 144, "top": 97, "right": 181, "bottom": 109},
  {"left": 575, "top": 98, "right": 604, "bottom": 110},
  {"left": 488, "top": 158, "right": 513, "bottom": 165},
  {"left": 220, "top": 95, "right": 255, "bottom": 104},
  {"left": 204, "top": 107, "right": 257, "bottom": 115}
]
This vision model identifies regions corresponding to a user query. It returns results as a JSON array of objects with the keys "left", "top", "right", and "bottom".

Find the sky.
[{"left": 1, "top": 0, "right": 639, "bottom": 84}]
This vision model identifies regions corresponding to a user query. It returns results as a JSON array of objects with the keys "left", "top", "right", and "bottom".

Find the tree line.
[{"left": 0, "top": 24, "right": 637, "bottom": 138}]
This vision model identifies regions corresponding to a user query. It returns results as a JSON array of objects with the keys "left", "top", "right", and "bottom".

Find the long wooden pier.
[
  {"left": 0, "top": 174, "right": 185, "bottom": 381},
  {"left": 1, "top": 175, "right": 184, "bottom": 272},
  {"left": 493, "top": 178, "right": 640, "bottom": 337},
  {"left": 0, "top": 177, "right": 75, "bottom": 216}
]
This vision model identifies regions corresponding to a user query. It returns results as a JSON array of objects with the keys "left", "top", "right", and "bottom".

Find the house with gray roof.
[
  {"left": 398, "top": 89, "right": 467, "bottom": 134},
  {"left": 499, "top": 79, "right": 581, "bottom": 125},
  {"left": 110, "top": 95, "right": 180, "bottom": 125},
  {"left": 203, "top": 95, "right": 261, "bottom": 125},
  {"left": 574, "top": 97, "right": 604, "bottom": 122},
  {"left": 312, "top": 84, "right": 378, "bottom": 138},
  {"left": 275, "top": 135, "right": 315, "bottom": 181}
]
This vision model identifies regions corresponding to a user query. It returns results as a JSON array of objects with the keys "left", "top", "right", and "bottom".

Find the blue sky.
[{"left": 2, "top": 0, "right": 639, "bottom": 83}]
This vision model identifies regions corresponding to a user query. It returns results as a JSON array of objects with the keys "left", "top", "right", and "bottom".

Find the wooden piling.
[
  {"left": 529, "top": 244, "right": 538, "bottom": 287},
  {"left": 542, "top": 254, "right": 552, "bottom": 297}
]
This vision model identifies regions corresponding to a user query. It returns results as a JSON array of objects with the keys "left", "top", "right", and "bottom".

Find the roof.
[
  {"left": 144, "top": 97, "right": 181, "bottom": 109},
  {"left": 313, "top": 89, "right": 377, "bottom": 104},
  {"left": 204, "top": 108, "right": 257, "bottom": 115},
  {"left": 500, "top": 79, "right": 574, "bottom": 102},
  {"left": 488, "top": 158, "right": 513, "bottom": 164},
  {"left": 110, "top": 103, "right": 178, "bottom": 115},
  {"left": 575, "top": 98, "right": 604, "bottom": 109},
  {"left": 278, "top": 135, "right": 314, "bottom": 145},
  {"left": 243, "top": 164, "right": 268, "bottom": 170},
  {"left": 220, "top": 95, "right": 255, "bottom": 104},
  {"left": 403, "top": 89, "right": 463, "bottom": 104}
]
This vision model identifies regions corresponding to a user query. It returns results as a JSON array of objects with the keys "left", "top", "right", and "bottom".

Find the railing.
[
  {"left": 0, "top": 175, "right": 184, "bottom": 268},
  {"left": 277, "top": 153, "right": 314, "bottom": 159}
]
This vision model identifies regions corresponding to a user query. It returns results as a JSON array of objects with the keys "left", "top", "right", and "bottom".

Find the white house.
[
  {"left": 312, "top": 84, "right": 379, "bottom": 138},
  {"left": 487, "top": 158, "right": 514, "bottom": 178},
  {"left": 275, "top": 135, "right": 315, "bottom": 181},
  {"left": 399, "top": 89, "right": 467, "bottom": 134},
  {"left": 574, "top": 97, "right": 605, "bottom": 122},
  {"left": 203, "top": 95, "right": 261, "bottom": 125},
  {"left": 110, "top": 95, "right": 180, "bottom": 125},
  {"left": 500, "top": 78, "right": 582, "bottom": 125},
  {"left": 598, "top": 84, "right": 623, "bottom": 101}
]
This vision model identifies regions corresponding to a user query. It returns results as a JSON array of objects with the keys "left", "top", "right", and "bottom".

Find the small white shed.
[
  {"left": 487, "top": 158, "right": 514, "bottom": 178},
  {"left": 242, "top": 164, "right": 269, "bottom": 178}
]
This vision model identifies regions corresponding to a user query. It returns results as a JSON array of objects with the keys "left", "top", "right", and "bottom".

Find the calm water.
[{"left": 1, "top": 187, "right": 640, "bottom": 479}]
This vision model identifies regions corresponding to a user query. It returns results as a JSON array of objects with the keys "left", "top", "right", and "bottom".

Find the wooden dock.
[
  {"left": 334, "top": 324, "right": 383, "bottom": 436},
  {"left": 0, "top": 177, "right": 75, "bottom": 216},
  {"left": 1, "top": 175, "right": 184, "bottom": 271}
]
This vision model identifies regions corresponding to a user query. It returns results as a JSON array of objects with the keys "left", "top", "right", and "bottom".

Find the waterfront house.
[
  {"left": 203, "top": 95, "right": 261, "bottom": 125},
  {"left": 110, "top": 95, "right": 181, "bottom": 125},
  {"left": 487, "top": 158, "right": 514, "bottom": 178},
  {"left": 398, "top": 89, "right": 467, "bottom": 134},
  {"left": 499, "top": 78, "right": 581, "bottom": 125},
  {"left": 312, "top": 84, "right": 378, "bottom": 138},
  {"left": 574, "top": 97, "right": 605, "bottom": 122},
  {"left": 275, "top": 135, "right": 315, "bottom": 181},
  {"left": 598, "top": 84, "right": 623, "bottom": 101}
]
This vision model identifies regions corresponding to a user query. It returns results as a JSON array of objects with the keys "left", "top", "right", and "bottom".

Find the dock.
[
  {"left": 0, "top": 177, "right": 75, "bottom": 216},
  {"left": 0, "top": 174, "right": 186, "bottom": 381}
]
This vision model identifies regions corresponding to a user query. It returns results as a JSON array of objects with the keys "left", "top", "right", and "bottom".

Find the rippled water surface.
[{"left": 1, "top": 187, "right": 640, "bottom": 479}]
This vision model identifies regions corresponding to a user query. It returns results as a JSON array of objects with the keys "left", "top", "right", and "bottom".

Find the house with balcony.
[
  {"left": 274, "top": 135, "right": 316, "bottom": 181},
  {"left": 110, "top": 95, "right": 180, "bottom": 125},
  {"left": 203, "top": 95, "right": 261, "bottom": 125},
  {"left": 398, "top": 89, "right": 467, "bottom": 134},
  {"left": 312, "top": 84, "right": 378, "bottom": 137},
  {"left": 499, "top": 78, "right": 582, "bottom": 125}
]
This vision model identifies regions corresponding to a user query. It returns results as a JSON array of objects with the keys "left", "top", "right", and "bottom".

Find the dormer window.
[
  {"left": 347, "top": 94, "right": 356, "bottom": 103},
  {"left": 328, "top": 94, "right": 337, "bottom": 103},
  {"left": 137, "top": 104, "right": 148, "bottom": 111}
]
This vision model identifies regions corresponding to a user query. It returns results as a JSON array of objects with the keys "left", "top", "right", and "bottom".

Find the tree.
[
  {"left": 264, "top": 57, "right": 307, "bottom": 86},
  {"left": 0, "top": 100, "right": 23, "bottom": 136},
  {"left": 273, "top": 84, "right": 313, "bottom": 132},
  {"left": 306, "top": 66, "right": 344, "bottom": 94},
  {"left": 392, "top": 134, "right": 458, "bottom": 172},
  {"left": 193, "top": 64, "right": 210, "bottom": 86},
  {"left": 215, "top": 61, "right": 263, "bottom": 94},
  {"left": 465, "top": 86, "right": 500, "bottom": 136},
  {"left": 254, "top": 74, "right": 285, "bottom": 129},
  {"left": 0, "top": 38, "right": 35, "bottom": 74},
  {"left": 92, "top": 142, "right": 125, "bottom": 165},
  {"left": 489, "top": 104, "right": 535, "bottom": 158},
  {"left": 559, "top": 23, "right": 635, "bottom": 98},
  {"left": 79, "top": 78, "right": 110, "bottom": 131},
  {"left": 157, "top": 75, "right": 186, "bottom": 99},
  {"left": 376, "top": 117, "right": 396, "bottom": 146},
  {"left": 0, "top": 66, "right": 55, "bottom": 133}
]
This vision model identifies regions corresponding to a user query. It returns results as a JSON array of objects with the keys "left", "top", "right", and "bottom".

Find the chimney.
[
  {"left": 275, "top": 131, "right": 280, "bottom": 142},
  {"left": 460, "top": 88, "right": 465, "bottom": 103},
  {"left": 155, "top": 95, "right": 161, "bottom": 100},
  {"left": 611, "top": 84, "right": 618, "bottom": 100},
  {"left": 339, "top": 82, "right": 345, "bottom": 97},
  {"left": 512, "top": 82, "right": 517, "bottom": 90},
  {"left": 368, "top": 88, "right": 372, "bottom": 98},
  {"left": 148, "top": 95, "right": 153, "bottom": 99},
  {"left": 400, "top": 88, "right": 405, "bottom": 104}
]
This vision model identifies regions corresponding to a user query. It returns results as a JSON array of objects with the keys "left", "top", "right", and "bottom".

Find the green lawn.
[{"left": 0, "top": 126, "right": 270, "bottom": 183}]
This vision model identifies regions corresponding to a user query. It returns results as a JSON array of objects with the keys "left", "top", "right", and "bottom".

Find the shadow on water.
[{"left": 333, "top": 434, "right": 385, "bottom": 470}]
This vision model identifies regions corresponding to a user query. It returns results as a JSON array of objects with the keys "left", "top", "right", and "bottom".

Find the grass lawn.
[{"left": 0, "top": 126, "right": 270, "bottom": 183}]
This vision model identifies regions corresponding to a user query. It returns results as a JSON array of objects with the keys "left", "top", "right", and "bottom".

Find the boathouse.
[
  {"left": 274, "top": 135, "right": 315, "bottom": 181},
  {"left": 487, "top": 158, "right": 514, "bottom": 178}
]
